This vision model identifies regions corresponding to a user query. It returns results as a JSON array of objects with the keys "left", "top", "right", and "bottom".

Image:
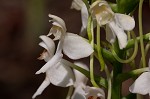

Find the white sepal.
[
  {"left": 36, "top": 52, "right": 63, "bottom": 74},
  {"left": 63, "top": 33, "right": 93, "bottom": 59},
  {"left": 106, "top": 24, "right": 116, "bottom": 44},
  {"left": 71, "top": 0, "right": 84, "bottom": 10},
  {"left": 90, "top": 0, "right": 114, "bottom": 26},
  {"left": 71, "top": 86, "right": 86, "bottom": 99},
  {"left": 73, "top": 62, "right": 89, "bottom": 87},
  {"left": 39, "top": 35, "right": 55, "bottom": 56},
  {"left": 114, "top": 13, "right": 135, "bottom": 31},
  {"left": 81, "top": 4, "right": 88, "bottom": 31},
  {"left": 129, "top": 72, "right": 150, "bottom": 95},
  {"left": 108, "top": 21, "right": 127, "bottom": 49},
  {"left": 48, "top": 14, "right": 66, "bottom": 32},
  {"left": 32, "top": 76, "right": 50, "bottom": 99},
  {"left": 48, "top": 61, "right": 74, "bottom": 87}
]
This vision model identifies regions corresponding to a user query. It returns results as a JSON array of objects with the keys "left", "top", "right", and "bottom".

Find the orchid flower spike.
[
  {"left": 71, "top": 62, "right": 105, "bottom": 99},
  {"left": 90, "top": 0, "right": 135, "bottom": 49},
  {"left": 32, "top": 36, "right": 74, "bottom": 99},
  {"left": 129, "top": 59, "right": 150, "bottom": 96},
  {"left": 71, "top": 0, "right": 88, "bottom": 36},
  {"left": 36, "top": 14, "right": 93, "bottom": 74}
]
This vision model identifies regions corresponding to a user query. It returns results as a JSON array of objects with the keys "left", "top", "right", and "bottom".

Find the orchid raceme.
[
  {"left": 32, "top": 0, "right": 150, "bottom": 99},
  {"left": 129, "top": 59, "right": 150, "bottom": 96},
  {"left": 90, "top": 0, "right": 135, "bottom": 49},
  {"left": 32, "top": 36, "right": 74, "bottom": 99},
  {"left": 71, "top": 62, "right": 105, "bottom": 99}
]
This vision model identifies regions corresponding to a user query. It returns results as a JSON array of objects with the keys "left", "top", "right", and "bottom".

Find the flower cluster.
[
  {"left": 32, "top": 14, "right": 105, "bottom": 99},
  {"left": 32, "top": 0, "right": 150, "bottom": 99}
]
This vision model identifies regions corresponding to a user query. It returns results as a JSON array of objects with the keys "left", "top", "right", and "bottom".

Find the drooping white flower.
[
  {"left": 90, "top": 0, "right": 135, "bottom": 49},
  {"left": 71, "top": 62, "right": 105, "bottom": 99},
  {"left": 129, "top": 59, "right": 150, "bottom": 96},
  {"left": 71, "top": 0, "right": 88, "bottom": 36},
  {"left": 36, "top": 14, "right": 93, "bottom": 74},
  {"left": 32, "top": 36, "right": 74, "bottom": 99},
  {"left": 33, "top": 14, "right": 94, "bottom": 98}
]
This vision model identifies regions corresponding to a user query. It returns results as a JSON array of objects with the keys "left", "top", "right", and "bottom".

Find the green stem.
[
  {"left": 105, "top": 66, "right": 112, "bottom": 99},
  {"left": 139, "top": 0, "right": 146, "bottom": 67},
  {"left": 139, "top": 41, "right": 150, "bottom": 68},
  {"left": 87, "top": 16, "right": 92, "bottom": 42},
  {"left": 66, "top": 85, "right": 74, "bottom": 99},
  {"left": 90, "top": 20, "right": 99, "bottom": 88},
  {"left": 93, "top": 33, "right": 150, "bottom": 64},
  {"left": 137, "top": 94, "right": 143, "bottom": 99},
  {"left": 62, "top": 59, "right": 107, "bottom": 88},
  {"left": 82, "top": 0, "right": 90, "bottom": 11},
  {"left": 117, "top": 67, "right": 149, "bottom": 83},
  {"left": 94, "top": 46, "right": 116, "bottom": 63},
  {"left": 112, "top": 41, "right": 123, "bottom": 99},
  {"left": 112, "top": 32, "right": 138, "bottom": 63},
  {"left": 96, "top": 24, "right": 105, "bottom": 71},
  {"left": 125, "top": 33, "right": 150, "bottom": 50},
  {"left": 127, "top": 31, "right": 136, "bottom": 69}
]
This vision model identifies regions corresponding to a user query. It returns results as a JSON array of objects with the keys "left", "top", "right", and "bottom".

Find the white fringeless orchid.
[
  {"left": 71, "top": 0, "right": 88, "bottom": 35},
  {"left": 90, "top": 0, "right": 135, "bottom": 49},
  {"left": 33, "top": 14, "right": 93, "bottom": 98},
  {"left": 129, "top": 59, "right": 150, "bottom": 96},
  {"left": 32, "top": 36, "right": 74, "bottom": 99},
  {"left": 36, "top": 14, "right": 93, "bottom": 74},
  {"left": 71, "top": 62, "right": 105, "bottom": 99}
]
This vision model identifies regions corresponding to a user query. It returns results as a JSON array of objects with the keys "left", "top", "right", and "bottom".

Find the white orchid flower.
[
  {"left": 71, "top": 62, "right": 105, "bottom": 99},
  {"left": 90, "top": 0, "right": 135, "bottom": 49},
  {"left": 32, "top": 36, "right": 74, "bottom": 99},
  {"left": 129, "top": 59, "right": 150, "bottom": 96},
  {"left": 71, "top": 0, "right": 88, "bottom": 36},
  {"left": 36, "top": 14, "right": 93, "bottom": 74}
]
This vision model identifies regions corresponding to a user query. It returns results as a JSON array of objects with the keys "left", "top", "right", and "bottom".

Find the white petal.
[
  {"left": 108, "top": 21, "right": 127, "bottom": 49},
  {"left": 48, "top": 25, "right": 62, "bottom": 40},
  {"left": 32, "top": 76, "right": 50, "bottom": 99},
  {"left": 81, "top": 4, "right": 88, "bottom": 30},
  {"left": 63, "top": 33, "right": 93, "bottom": 59},
  {"left": 39, "top": 35, "right": 55, "bottom": 55},
  {"left": 73, "top": 62, "right": 89, "bottom": 87},
  {"left": 36, "top": 52, "right": 63, "bottom": 74},
  {"left": 85, "top": 86, "right": 105, "bottom": 99},
  {"left": 48, "top": 61, "right": 74, "bottom": 87},
  {"left": 79, "top": 4, "right": 88, "bottom": 36},
  {"left": 71, "top": 0, "right": 84, "bottom": 10},
  {"left": 106, "top": 24, "right": 116, "bottom": 43},
  {"left": 114, "top": 13, "right": 135, "bottom": 31},
  {"left": 90, "top": 0, "right": 114, "bottom": 26},
  {"left": 48, "top": 14, "right": 66, "bottom": 32},
  {"left": 129, "top": 72, "right": 150, "bottom": 95},
  {"left": 71, "top": 86, "right": 86, "bottom": 99}
]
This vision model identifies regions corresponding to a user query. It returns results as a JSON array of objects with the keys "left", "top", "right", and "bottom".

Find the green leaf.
[
  {"left": 62, "top": 59, "right": 108, "bottom": 88},
  {"left": 117, "top": 0, "right": 139, "bottom": 14},
  {"left": 125, "top": 33, "right": 150, "bottom": 50},
  {"left": 116, "top": 67, "right": 148, "bottom": 83}
]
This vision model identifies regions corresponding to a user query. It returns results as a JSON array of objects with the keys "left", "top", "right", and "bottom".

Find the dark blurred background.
[{"left": 0, "top": 0, "right": 149, "bottom": 99}]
